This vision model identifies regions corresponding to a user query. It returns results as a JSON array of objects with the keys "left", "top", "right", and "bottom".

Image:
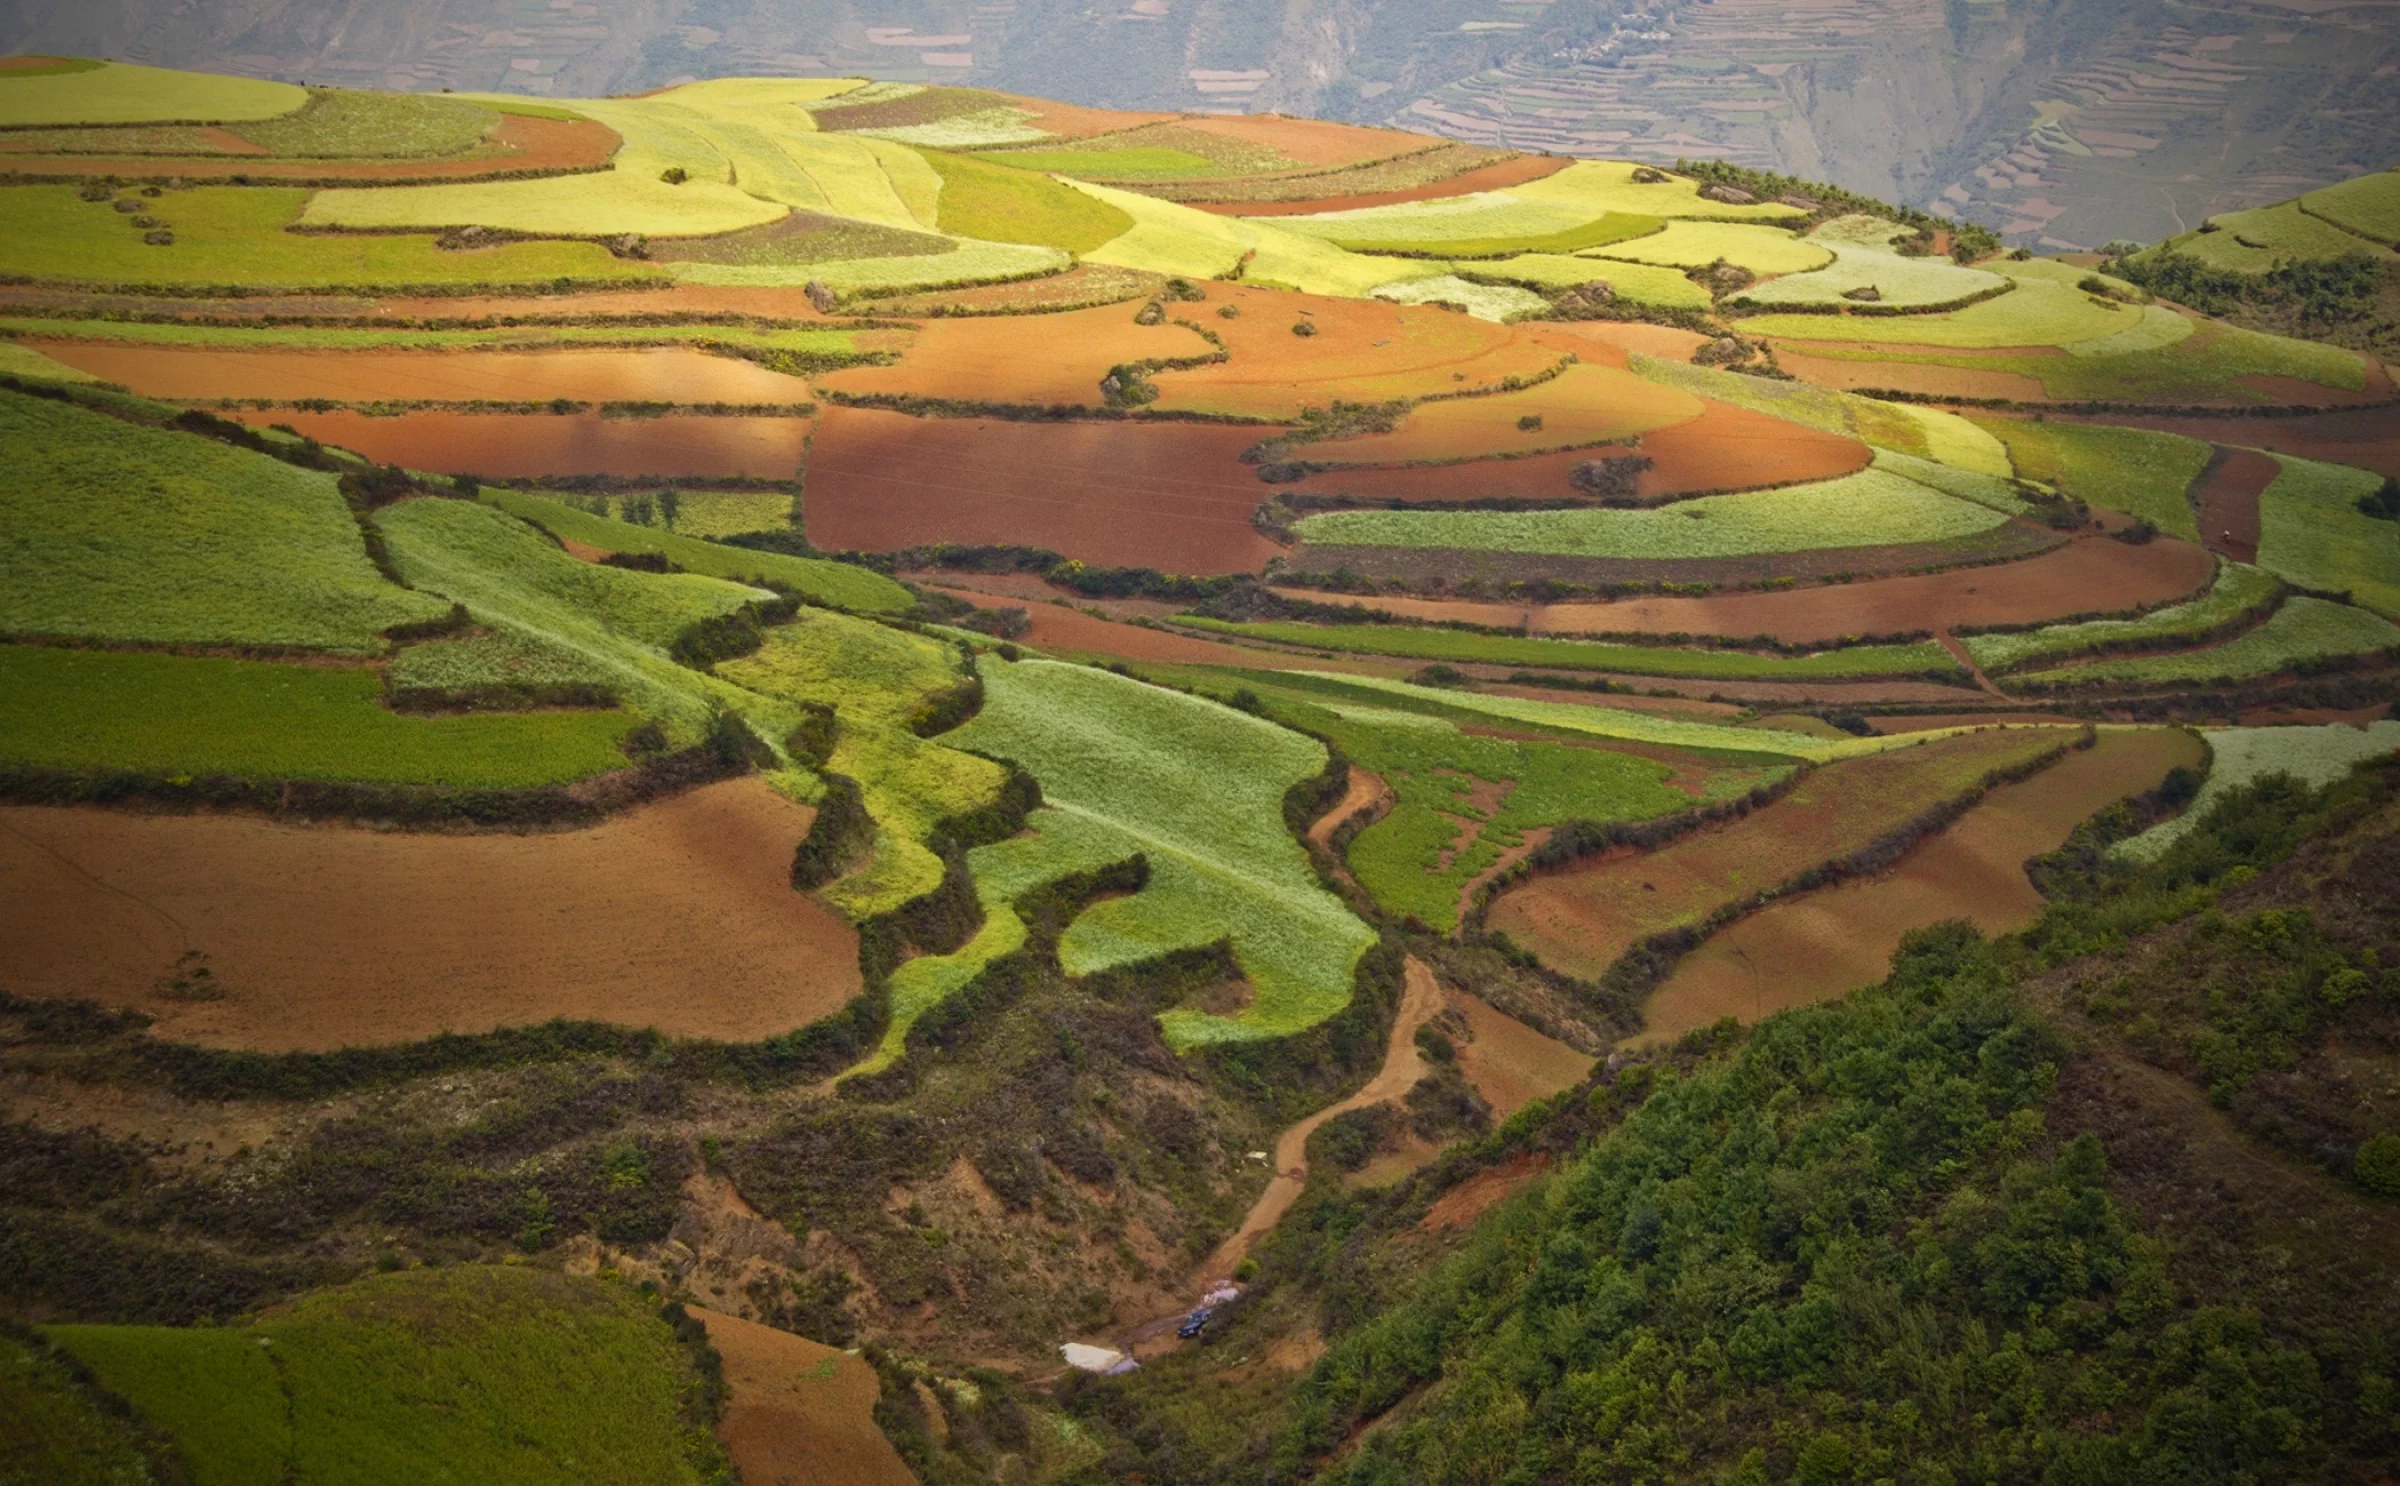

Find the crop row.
[{"left": 1172, "top": 617, "right": 1962, "bottom": 681}]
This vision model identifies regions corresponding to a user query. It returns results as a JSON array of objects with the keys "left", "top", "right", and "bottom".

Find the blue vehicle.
[{"left": 1176, "top": 1307, "right": 1213, "bottom": 1340}]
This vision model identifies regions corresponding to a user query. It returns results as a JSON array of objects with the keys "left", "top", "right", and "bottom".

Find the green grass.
[
  {"left": 1171, "top": 617, "right": 1961, "bottom": 681},
  {"left": 1581, "top": 219, "right": 1831, "bottom": 275},
  {"left": 227, "top": 88, "right": 499, "bottom": 158},
  {"left": 1368, "top": 274, "right": 1551, "bottom": 321},
  {"left": 473, "top": 486, "right": 909, "bottom": 612},
  {"left": 387, "top": 625, "right": 616, "bottom": 698},
  {"left": 1736, "top": 259, "right": 2143, "bottom": 349},
  {"left": 301, "top": 158, "right": 785, "bottom": 240},
  {"left": 677, "top": 237, "right": 1069, "bottom": 292},
  {"left": 1968, "top": 417, "right": 2209, "bottom": 537},
  {"left": 380, "top": 498, "right": 770, "bottom": 743},
  {"left": 0, "top": 643, "right": 635, "bottom": 786},
  {"left": 0, "top": 186, "right": 652, "bottom": 289},
  {"left": 0, "top": 1333, "right": 157, "bottom": 1485},
  {"left": 644, "top": 490, "right": 793, "bottom": 538},
  {"left": 0, "top": 387, "right": 451, "bottom": 651},
  {"left": 2114, "top": 720, "right": 2400, "bottom": 862},
  {"left": 1455, "top": 253, "right": 1711, "bottom": 307},
  {"left": 924, "top": 149, "right": 1135, "bottom": 253},
  {"left": 1291, "top": 451, "right": 2011, "bottom": 560},
  {"left": 1967, "top": 563, "right": 2281, "bottom": 673},
  {"left": 2256, "top": 454, "right": 2400, "bottom": 620},
  {"left": 1734, "top": 217, "right": 2009, "bottom": 309},
  {"left": 1498, "top": 160, "right": 1810, "bottom": 223},
  {"left": 1628, "top": 353, "right": 1935, "bottom": 457},
  {"left": 51, "top": 1267, "right": 728, "bottom": 1486},
  {"left": 44, "top": 1326, "right": 287, "bottom": 1486},
  {"left": 1275, "top": 190, "right": 1600, "bottom": 247},
  {"left": 0, "top": 60, "right": 305, "bottom": 126},
  {"left": 946, "top": 658, "right": 1377, "bottom": 1046},
  {"left": 2298, "top": 170, "right": 2400, "bottom": 247},
  {"left": 720, "top": 611, "right": 1005, "bottom": 918},
  {"left": 2166, "top": 202, "right": 2385, "bottom": 273},
  {"left": 1327, "top": 212, "right": 1664, "bottom": 259},
  {"left": 981, "top": 145, "right": 1229, "bottom": 179},
  {"left": 0, "top": 340, "right": 98, "bottom": 383},
  {"left": 1768, "top": 317, "right": 2364, "bottom": 405},
  {"left": 2013, "top": 597, "right": 2397, "bottom": 689}
]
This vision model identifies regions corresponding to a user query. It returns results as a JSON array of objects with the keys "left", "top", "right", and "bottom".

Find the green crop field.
[
  {"left": 2114, "top": 720, "right": 2400, "bottom": 862},
  {"left": 2166, "top": 202, "right": 2385, "bottom": 273},
  {"left": 1629, "top": 353, "right": 1935, "bottom": 457},
  {"left": 0, "top": 315, "right": 858, "bottom": 360},
  {"left": 49, "top": 1267, "right": 728, "bottom": 1486},
  {"left": 0, "top": 387, "right": 451, "bottom": 651},
  {"left": 229, "top": 88, "right": 501, "bottom": 158},
  {"left": 721, "top": 611, "right": 1006, "bottom": 918},
  {"left": 1326, "top": 212, "right": 1663, "bottom": 260},
  {"left": 1, "top": 1332, "right": 159, "bottom": 1485},
  {"left": 387, "top": 625, "right": 617, "bottom": 700},
  {"left": 1171, "top": 617, "right": 1961, "bottom": 681},
  {"left": 0, "top": 340, "right": 98, "bottom": 382},
  {"left": 678, "top": 236, "right": 1068, "bottom": 292},
  {"left": 2297, "top": 170, "right": 2400, "bottom": 247},
  {"left": 1291, "top": 452, "right": 2011, "bottom": 560},
  {"left": 0, "top": 59, "right": 305, "bottom": 126},
  {"left": 473, "top": 486, "right": 909, "bottom": 612},
  {"left": 631, "top": 489, "right": 792, "bottom": 538},
  {"left": 380, "top": 498, "right": 771, "bottom": 743},
  {"left": 2012, "top": 597, "right": 2397, "bottom": 689},
  {"left": 1369, "top": 273, "right": 1552, "bottom": 321},
  {"left": 0, "top": 643, "right": 634, "bottom": 786},
  {"left": 1967, "top": 562, "right": 2281, "bottom": 673},
  {"left": 0, "top": 185, "right": 654, "bottom": 290},
  {"left": 924, "top": 150, "right": 1135, "bottom": 252},
  {"left": 1274, "top": 190, "right": 1602, "bottom": 247},
  {"left": 1734, "top": 217, "right": 2009, "bottom": 309},
  {"left": 2256, "top": 454, "right": 2400, "bottom": 620},
  {"left": 1969, "top": 418, "right": 2210, "bottom": 537},
  {"left": 981, "top": 144, "right": 1225, "bottom": 178},
  {"left": 1737, "top": 259, "right": 2143, "bottom": 349},
  {"left": 1582, "top": 219, "right": 1832, "bottom": 275},
  {"left": 946, "top": 658, "right": 1377, "bottom": 1046},
  {"left": 1458, "top": 253, "right": 1710, "bottom": 308},
  {"left": 1508, "top": 160, "right": 1809, "bottom": 223}
]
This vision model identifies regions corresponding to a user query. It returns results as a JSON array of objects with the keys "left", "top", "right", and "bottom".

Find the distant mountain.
[{"left": 5, "top": 0, "right": 2394, "bottom": 247}]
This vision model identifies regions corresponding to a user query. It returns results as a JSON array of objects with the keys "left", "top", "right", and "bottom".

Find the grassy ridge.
[
  {"left": 2013, "top": 596, "right": 2400, "bottom": 689},
  {"left": 0, "top": 643, "right": 634, "bottom": 787},
  {"left": 1969, "top": 417, "right": 2209, "bottom": 538},
  {"left": 0, "top": 387, "right": 451, "bottom": 651},
  {"left": 1172, "top": 617, "right": 1961, "bottom": 681}
]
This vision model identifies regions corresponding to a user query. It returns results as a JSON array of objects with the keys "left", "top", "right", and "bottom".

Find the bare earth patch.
[
  {"left": 232, "top": 407, "right": 813, "bottom": 480},
  {"left": 694, "top": 1308, "right": 915, "bottom": 1486},
  {"left": 35, "top": 343, "right": 817, "bottom": 405}
]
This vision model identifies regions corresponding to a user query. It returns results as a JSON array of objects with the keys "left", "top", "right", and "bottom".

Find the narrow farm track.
[
  {"left": 2191, "top": 444, "right": 2277, "bottom": 564},
  {"left": 1936, "top": 630, "right": 2008, "bottom": 698},
  {"left": 1194, "top": 955, "right": 1444, "bottom": 1286},
  {"left": 1307, "top": 767, "right": 1391, "bottom": 859}
]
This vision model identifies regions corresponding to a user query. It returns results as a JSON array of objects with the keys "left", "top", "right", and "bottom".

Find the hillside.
[{"left": 0, "top": 55, "right": 2394, "bottom": 1484}]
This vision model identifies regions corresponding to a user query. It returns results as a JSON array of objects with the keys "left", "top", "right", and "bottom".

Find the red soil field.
[
  {"left": 2048, "top": 403, "right": 2400, "bottom": 481},
  {"left": 1273, "top": 529, "right": 2217, "bottom": 644},
  {"left": 1149, "top": 282, "right": 1562, "bottom": 417},
  {"left": 0, "top": 778, "right": 861, "bottom": 1052},
  {"left": 1306, "top": 362, "right": 1703, "bottom": 464},
  {"left": 1176, "top": 114, "right": 1428, "bottom": 168},
  {"left": 1446, "top": 987, "right": 1594, "bottom": 1120},
  {"left": 1635, "top": 727, "right": 2202, "bottom": 1044},
  {"left": 2193, "top": 445, "right": 2276, "bottom": 563},
  {"left": 1486, "top": 725, "right": 2073, "bottom": 979},
  {"left": 1772, "top": 346, "right": 2052, "bottom": 402},
  {"left": 814, "top": 300, "right": 1215, "bottom": 407},
  {"left": 1288, "top": 397, "right": 1874, "bottom": 505},
  {"left": 1004, "top": 95, "right": 1175, "bottom": 139},
  {"left": 694, "top": 1309, "right": 915, "bottom": 1486},
  {"left": 1422, "top": 1153, "right": 1550, "bottom": 1232},
  {"left": 1520, "top": 319, "right": 1712, "bottom": 366},
  {"left": 34, "top": 343, "right": 815, "bottom": 405},
  {"left": 1202, "top": 153, "right": 1571, "bottom": 216},
  {"left": 0, "top": 112, "right": 619, "bottom": 182},
  {"left": 929, "top": 585, "right": 1405, "bottom": 673},
  {"left": 233, "top": 407, "right": 812, "bottom": 479},
  {"left": 803, "top": 406, "right": 1282, "bottom": 572}
]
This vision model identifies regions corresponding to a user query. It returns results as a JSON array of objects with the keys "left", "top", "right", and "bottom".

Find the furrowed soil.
[
  {"left": 1174, "top": 115, "right": 1424, "bottom": 167},
  {"left": 814, "top": 300, "right": 1215, "bottom": 407},
  {"left": 232, "top": 407, "right": 812, "bottom": 479},
  {"left": 2192, "top": 445, "right": 2276, "bottom": 564},
  {"left": 1006, "top": 95, "right": 1176, "bottom": 139},
  {"left": 1771, "top": 346, "right": 2053, "bottom": 402},
  {"left": 803, "top": 405, "right": 1282, "bottom": 572},
  {"left": 1634, "top": 727, "right": 2204, "bottom": 1045},
  {"left": 1288, "top": 397, "right": 1873, "bottom": 505},
  {"left": 0, "top": 112, "right": 618, "bottom": 181},
  {"left": 2047, "top": 403, "right": 2400, "bottom": 481},
  {"left": 1148, "top": 283, "right": 1563, "bottom": 417},
  {"left": 927, "top": 585, "right": 1405, "bottom": 673},
  {"left": 34, "top": 344, "right": 817, "bottom": 404},
  {"left": 1446, "top": 986, "right": 1595, "bottom": 1120},
  {"left": 1201, "top": 154, "right": 1571, "bottom": 217},
  {"left": 1269, "top": 530, "right": 2216, "bottom": 645},
  {"left": 1486, "top": 725, "right": 2074, "bottom": 979},
  {"left": 694, "top": 1308, "right": 916, "bottom": 1486},
  {"left": 0, "top": 777, "right": 860, "bottom": 1051},
  {"left": 1306, "top": 361, "right": 1703, "bottom": 464}
]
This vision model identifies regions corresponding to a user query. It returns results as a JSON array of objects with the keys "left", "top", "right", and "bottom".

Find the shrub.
[
  {"left": 2359, "top": 1133, "right": 2400, "bottom": 1198},
  {"left": 1292, "top": 320, "right": 1318, "bottom": 337}
]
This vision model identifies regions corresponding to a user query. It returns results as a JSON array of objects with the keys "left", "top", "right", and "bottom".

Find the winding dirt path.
[
  {"left": 1308, "top": 767, "right": 1391, "bottom": 854},
  {"left": 1194, "top": 955, "right": 1444, "bottom": 1285}
]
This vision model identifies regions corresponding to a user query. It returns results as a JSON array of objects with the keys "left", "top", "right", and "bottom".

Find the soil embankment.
[
  {"left": 693, "top": 1308, "right": 916, "bottom": 1486},
  {"left": 0, "top": 777, "right": 860, "bottom": 1050}
]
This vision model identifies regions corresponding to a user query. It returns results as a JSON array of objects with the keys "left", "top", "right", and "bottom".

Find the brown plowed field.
[
  {"left": 1175, "top": 114, "right": 1427, "bottom": 167},
  {"left": 2193, "top": 445, "right": 2276, "bottom": 563},
  {"left": 814, "top": 300, "right": 1214, "bottom": 407},
  {"left": 1423, "top": 1153, "right": 1550, "bottom": 1232},
  {"left": 1487, "top": 725, "right": 2074, "bottom": 979},
  {"left": 2048, "top": 402, "right": 2400, "bottom": 481},
  {"left": 1306, "top": 362, "right": 1703, "bottom": 464},
  {"left": 1005, "top": 95, "right": 1176, "bottom": 139},
  {"left": 804, "top": 406, "right": 1282, "bottom": 572},
  {"left": 1634, "top": 727, "right": 2202, "bottom": 1044},
  {"left": 1202, "top": 153, "right": 1570, "bottom": 217},
  {"left": 694, "top": 1308, "right": 916, "bottom": 1486},
  {"left": 1149, "top": 283, "right": 1562, "bottom": 417},
  {"left": 1772, "top": 347, "right": 2052, "bottom": 402},
  {"left": 1289, "top": 398, "right": 1873, "bottom": 505},
  {"left": 232, "top": 408, "right": 812, "bottom": 479},
  {"left": 0, "top": 778, "right": 861, "bottom": 1052},
  {"left": 35, "top": 343, "right": 816, "bottom": 405},
  {"left": 1475, "top": 672, "right": 1982, "bottom": 707},
  {"left": 929, "top": 584, "right": 1401, "bottom": 672},
  {"left": 1271, "top": 531, "right": 2216, "bottom": 644},
  {"left": 0, "top": 113, "right": 620, "bottom": 182},
  {"left": 1447, "top": 987, "right": 1594, "bottom": 1120},
  {"left": 1520, "top": 319, "right": 1712, "bottom": 366}
]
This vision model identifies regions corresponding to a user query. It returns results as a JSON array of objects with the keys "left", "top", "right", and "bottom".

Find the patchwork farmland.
[{"left": 2, "top": 55, "right": 2397, "bottom": 1486}]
